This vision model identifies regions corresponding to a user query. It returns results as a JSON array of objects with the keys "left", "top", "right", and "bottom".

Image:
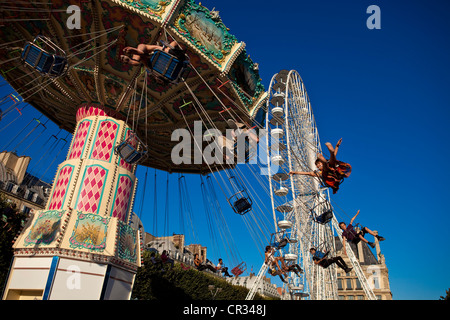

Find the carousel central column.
[{"left": 3, "top": 104, "right": 142, "bottom": 300}]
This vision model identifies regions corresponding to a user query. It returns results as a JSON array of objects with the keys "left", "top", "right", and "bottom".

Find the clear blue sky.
[{"left": 1, "top": 0, "right": 449, "bottom": 300}]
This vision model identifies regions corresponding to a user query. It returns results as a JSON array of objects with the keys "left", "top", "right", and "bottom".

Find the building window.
[
  {"left": 373, "top": 275, "right": 380, "bottom": 289},
  {"left": 347, "top": 295, "right": 354, "bottom": 300},
  {"left": 370, "top": 267, "right": 381, "bottom": 289},
  {"left": 346, "top": 278, "right": 353, "bottom": 290},
  {"left": 338, "top": 278, "right": 343, "bottom": 290},
  {"left": 22, "top": 206, "right": 31, "bottom": 214},
  {"left": 357, "top": 295, "right": 364, "bottom": 300},
  {"left": 355, "top": 278, "right": 362, "bottom": 290}
]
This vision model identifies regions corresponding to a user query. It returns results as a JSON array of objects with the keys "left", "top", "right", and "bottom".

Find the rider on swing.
[
  {"left": 120, "top": 40, "right": 186, "bottom": 69},
  {"left": 290, "top": 138, "right": 351, "bottom": 194}
]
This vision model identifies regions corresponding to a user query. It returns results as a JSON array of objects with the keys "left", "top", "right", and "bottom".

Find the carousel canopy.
[{"left": 0, "top": 0, "right": 267, "bottom": 173}]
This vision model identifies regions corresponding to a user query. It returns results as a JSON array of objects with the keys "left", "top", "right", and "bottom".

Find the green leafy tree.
[
  {"left": 0, "top": 194, "right": 28, "bottom": 290},
  {"left": 440, "top": 288, "right": 450, "bottom": 300},
  {"left": 132, "top": 250, "right": 276, "bottom": 300}
]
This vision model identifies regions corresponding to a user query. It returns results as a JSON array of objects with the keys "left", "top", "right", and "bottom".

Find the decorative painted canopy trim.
[
  {"left": 227, "top": 49, "right": 265, "bottom": 110},
  {"left": 221, "top": 42, "right": 246, "bottom": 75},
  {"left": 76, "top": 104, "right": 108, "bottom": 122},
  {"left": 171, "top": 0, "right": 238, "bottom": 69},
  {"left": 109, "top": 0, "right": 173, "bottom": 22}
]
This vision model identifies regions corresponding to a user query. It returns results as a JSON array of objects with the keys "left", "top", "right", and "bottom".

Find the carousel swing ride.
[{"left": 0, "top": 0, "right": 376, "bottom": 300}]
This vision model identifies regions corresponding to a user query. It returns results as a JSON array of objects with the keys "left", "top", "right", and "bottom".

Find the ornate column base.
[{"left": 2, "top": 104, "right": 144, "bottom": 300}]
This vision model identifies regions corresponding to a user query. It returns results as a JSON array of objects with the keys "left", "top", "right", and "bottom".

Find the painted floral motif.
[
  {"left": 69, "top": 213, "right": 109, "bottom": 251},
  {"left": 24, "top": 210, "right": 64, "bottom": 247},
  {"left": 117, "top": 222, "right": 138, "bottom": 263},
  {"left": 121, "top": 0, "right": 172, "bottom": 17}
]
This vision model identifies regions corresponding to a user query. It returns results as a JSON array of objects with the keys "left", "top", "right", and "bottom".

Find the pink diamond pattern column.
[
  {"left": 76, "top": 104, "right": 108, "bottom": 122},
  {"left": 43, "top": 104, "right": 138, "bottom": 224},
  {"left": 7, "top": 104, "right": 142, "bottom": 301},
  {"left": 76, "top": 165, "right": 107, "bottom": 214},
  {"left": 48, "top": 165, "right": 74, "bottom": 210},
  {"left": 111, "top": 175, "right": 133, "bottom": 222},
  {"left": 91, "top": 120, "right": 119, "bottom": 162},
  {"left": 68, "top": 120, "right": 91, "bottom": 160}
]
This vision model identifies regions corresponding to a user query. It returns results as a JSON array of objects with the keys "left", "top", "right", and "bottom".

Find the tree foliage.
[
  {"left": 440, "top": 288, "right": 450, "bottom": 300},
  {"left": 0, "top": 194, "right": 28, "bottom": 290},
  {"left": 132, "top": 250, "right": 276, "bottom": 300}
]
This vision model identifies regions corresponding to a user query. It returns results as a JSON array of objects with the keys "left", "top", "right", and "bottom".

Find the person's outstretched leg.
[{"left": 325, "top": 138, "right": 341, "bottom": 167}]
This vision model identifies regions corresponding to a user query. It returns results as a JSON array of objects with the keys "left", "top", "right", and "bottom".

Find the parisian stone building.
[{"left": 335, "top": 236, "right": 392, "bottom": 300}]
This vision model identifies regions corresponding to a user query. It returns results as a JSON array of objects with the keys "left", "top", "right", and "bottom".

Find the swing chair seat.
[
  {"left": 232, "top": 197, "right": 252, "bottom": 215},
  {"left": 226, "top": 176, "right": 252, "bottom": 215},
  {"left": 21, "top": 36, "right": 68, "bottom": 77},
  {"left": 148, "top": 50, "right": 190, "bottom": 83},
  {"left": 313, "top": 250, "right": 329, "bottom": 260},
  {"left": 312, "top": 200, "right": 333, "bottom": 225},
  {"left": 231, "top": 262, "right": 246, "bottom": 276},
  {"left": 114, "top": 133, "right": 148, "bottom": 165},
  {"left": 270, "top": 231, "right": 290, "bottom": 249},
  {"left": 315, "top": 209, "right": 333, "bottom": 225},
  {"left": 227, "top": 186, "right": 252, "bottom": 215}
]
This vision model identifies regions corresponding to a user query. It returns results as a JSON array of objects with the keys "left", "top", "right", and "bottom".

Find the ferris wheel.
[
  {"left": 262, "top": 69, "right": 337, "bottom": 300},
  {"left": 245, "top": 70, "right": 377, "bottom": 301}
]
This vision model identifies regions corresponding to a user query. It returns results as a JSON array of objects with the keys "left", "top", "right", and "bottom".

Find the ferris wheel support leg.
[{"left": 245, "top": 263, "right": 269, "bottom": 300}]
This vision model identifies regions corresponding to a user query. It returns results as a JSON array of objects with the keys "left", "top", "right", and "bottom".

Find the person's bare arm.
[
  {"left": 289, "top": 171, "right": 316, "bottom": 177},
  {"left": 142, "top": 44, "right": 163, "bottom": 54},
  {"left": 334, "top": 138, "right": 342, "bottom": 157},
  {"left": 349, "top": 210, "right": 360, "bottom": 225}
]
